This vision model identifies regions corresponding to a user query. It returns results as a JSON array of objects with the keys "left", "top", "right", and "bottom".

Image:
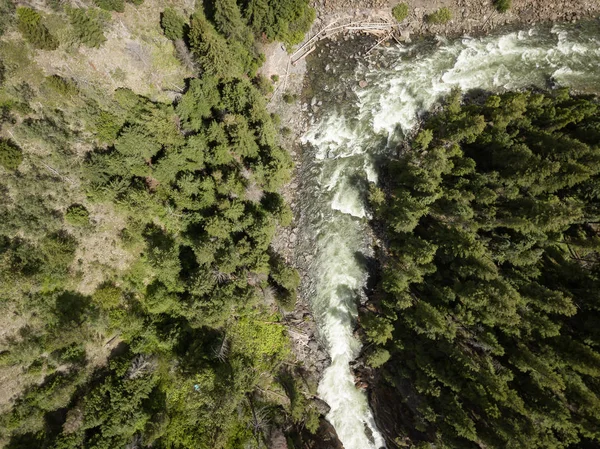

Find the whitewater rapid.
[{"left": 299, "top": 22, "right": 600, "bottom": 449}]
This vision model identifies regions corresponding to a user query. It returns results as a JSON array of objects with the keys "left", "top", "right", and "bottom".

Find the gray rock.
[
  {"left": 268, "top": 428, "right": 288, "bottom": 449},
  {"left": 307, "top": 339, "right": 320, "bottom": 353},
  {"left": 312, "top": 396, "right": 332, "bottom": 416}
]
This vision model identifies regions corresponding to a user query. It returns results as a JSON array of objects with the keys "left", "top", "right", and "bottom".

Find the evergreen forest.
[
  {"left": 366, "top": 89, "right": 600, "bottom": 448},
  {"left": 0, "top": 0, "right": 319, "bottom": 448}
]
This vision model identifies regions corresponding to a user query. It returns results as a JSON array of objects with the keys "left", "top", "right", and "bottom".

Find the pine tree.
[
  {"left": 16, "top": 7, "right": 59, "bottom": 50},
  {"left": 161, "top": 8, "right": 186, "bottom": 40},
  {"left": 213, "top": 0, "right": 249, "bottom": 42},
  {"left": 188, "top": 12, "right": 240, "bottom": 78},
  {"left": 0, "top": 139, "right": 23, "bottom": 170},
  {"left": 67, "top": 8, "right": 106, "bottom": 48}
]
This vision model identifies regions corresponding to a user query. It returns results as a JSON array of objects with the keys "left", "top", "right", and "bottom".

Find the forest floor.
[{"left": 262, "top": 0, "right": 600, "bottom": 431}]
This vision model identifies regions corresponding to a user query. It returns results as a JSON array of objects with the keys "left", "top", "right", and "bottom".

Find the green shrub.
[
  {"left": 45, "top": 0, "right": 64, "bottom": 12},
  {"left": 362, "top": 313, "right": 394, "bottom": 345},
  {"left": 16, "top": 7, "right": 59, "bottom": 50},
  {"left": 161, "top": 8, "right": 186, "bottom": 40},
  {"left": 413, "top": 128, "right": 433, "bottom": 150},
  {"left": 12, "top": 82, "right": 36, "bottom": 103},
  {"left": 111, "top": 67, "right": 126, "bottom": 82},
  {"left": 92, "top": 283, "right": 122, "bottom": 309},
  {"left": 392, "top": 3, "right": 409, "bottom": 22},
  {"left": 67, "top": 8, "right": 107, "bottom": 48},
  {"left": 271, "top": 112, "right": 281, "bottom": 127},
  {"left": 52, "top": 343, "right": 86, "bottom": 365},
  {"left": 493, "top": 0, "right": 512, "bottom": 12},
  {"left": 278, "top": 203, "right": 293, "bottom": 227},
  {"left": 426, "top": 7, "right": 452, "bottom": 24},
  {"left": 275, "top": 288, "right": 296, "bottom": 311},
  {"left": 271, "top": 74, "right": 280, "bottom": 82},
  {"left": 368, "top": 184, "right": 386, "bottom": 207},
  {"left": 254, "top": 74, "right": 273, "bottom": 95},
  {"left": 367, "top": 348, "right": 391, "bottom": 368},
  {"left": 94, "top": 0, "right": 124, "bottom": 13},
  {"left": 94, "top": 0, "right": 142, "bottom": 11},
  {"left": 270, "top": 262, "right": 300, "bottom": 292},
  {"left": 0, "top": 139, "right": 23, "bottom": 170},
  {"left": 40, "top": 231, "right": 78, "bottom": 272},
  {"left": 0, "top": 350, "right": 12, "bottom": 366},
  {"left": 43, "top": 75, "right": 79, "bottom": 96},
  {"left": 65, "top": 204, "right": 90, "bottom": 226},
  {"left": 95, "top": 111, "right": 123, "bottom": 143},
  {"left": 304, "top": 406, "right": 320, "bottom": 434},
  {"left": 282, "top": 92, "right": 297, "bottom": 104},
  {"left": 242, "top": 0, "right": 314, "bottom": 46}
]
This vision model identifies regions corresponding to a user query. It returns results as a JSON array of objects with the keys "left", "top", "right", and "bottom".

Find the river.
[{"left": 297, "top": 20, "right": 600, "bottom": 449}]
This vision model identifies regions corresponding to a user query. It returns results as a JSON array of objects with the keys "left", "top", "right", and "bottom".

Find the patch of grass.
[
  {"left": 254, "top": 74, "right": 273, "bottom": 95},
  {"left": 43, "top": 75, "right": 79, "bottom": 97},
  {"left": 426, "top": 7, "right": 452, "bottom": 24},
  {"left": 271, "top": 112, "right": 281, "bottom": 126},
  {"left": 0, "top": 40, "right": 41, "bottom": 85},
  {"left": 282, "top": 92, "right": 298, "bottom": 104},
  {"left": 392, "top": 3, "right": 409, "bottom": 22},
  {"left": 65, "top": 204, "right": 90, "bottom": 226},
  {"left": 111, "top": 67, "right": 127, "bottom": 82},
  {"left": 0, "top": 0, "right": 15, "bottom": 36},
  {"left": 493, "top": 0, "right": 512, "bottom": 13},
  {"left": 94, "top": 0, "right": 124, "bottom": 13},
  {"left": 92, "top": 282, "right": 122, "bottom": 309}
]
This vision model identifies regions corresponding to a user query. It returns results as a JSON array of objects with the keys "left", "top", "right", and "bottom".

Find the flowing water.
[{"left": 298, "top": 21, "right": 600, "bottom": 449}]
